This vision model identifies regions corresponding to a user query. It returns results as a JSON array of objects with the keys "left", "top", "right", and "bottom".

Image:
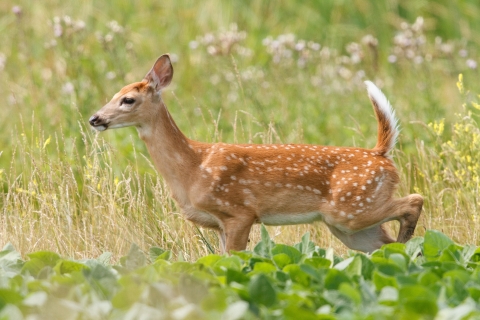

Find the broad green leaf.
[
  {"left": 294, "top": 232, "right": 316, "bottom": 257},
  {"left": 443, "top": 269, "right": 471, "bottom": 285},
  {"left": 196, "top": 254, "right": 222, "bottom": 267},
  {"left": 376, "top": 261, "right": 404, "bottom": 276},
  {"left": 399, "top": 285, "right": 438, "bottom": 317},
  {"left": 37, "top": 265, "right": 53, "bottom": 279},
  {"left": 470, "top": 247, "right": 480, "bottom": 263},
  {"left": 23, "top": 291, "right": 48, "bottom": 307},
  {"left": 54, "top": 260, "right": 89, "bottom": 274},
  {"left": 248, "top": 274, "right": 277, "bottom": 307},
  {"left": 274, "top": 270, "right": 290, "bottom": 284},
  {"left": 299, "top": 263, "right": 325, "bottom": 282},
  {"left": 334, "top": 256, "right": 354, "bottom": 271},
  {"left": 461, "top": 245, "right": 476, "bottom": 264},
  {"left": 398, "top": 284, "right": 437, "bottom": 300},
  {"left": 149, "top": 246, "right": 168, "bottom": 261},
  {"left": 120, "top": 302, "right": 163, "bottom": 319},
  {"left": 0, "top": 289, "right": 23, "bottom": 305},
  {"left": 405, "top": 237, "right": 424, "bottom": 258},
  {"left": 303, "top": 257, "right": 332, "bottom": 269},
  {"left": 27, "top": 251, "right": 61, "bottom": 267},
  {"left": 357, "top": 254, "right": 375, "bottom": 280},
  {"left": 221, "top": 300, "right": 249, "bottom": 320},
  {"left": 229, "top": 282, "right": 249, "bottom": 301},
  {"left": 0, "top": 243, "right": 17, "bottom": 256},
  {"left": 378, "top": 286, "right": 398, "bottom": 305},
  {"left": 0, "top": 243, "right": 23, "bottom": 273},
  {"left": 316, "top": 305, "right": 335, "bottom": 318},
  {"left": 388, "top": 253, "right": 407, "bottom": 272},
  {"left": 230, "top": 250, "right": 253, "bottom": 261},
  {"left": 0, "top": 249, "right": 23, "bottom": 275},
  {"left": 283, "top": 264, "right": 310, "bottom": 286},
  {"left": 253, "top": 225, "right": 275, "bottom": 258},
  {"left": 271, "top": 244, "right": 303, "bottom": 264},
  {"left": 424, "top": 230, "right": 454, "bottom": 261},
  {"left": 201, "top": 287, "right": 234, "bottom": 312},
  {"left": 97, "top": 252, "right": 112, "bottom": 265},
  {"left": 84, "top": 262, "right": 116, "bottom": 280},
  {"left": 226, "top": 269, "right": 249, "bottom": 284},
  {"left": 284, "top": 303, "right": 331, "bottom": 320},
  {"left": 21, "top": 258, "right": 46, "bottom": 277},
  {"left": 324, "top": 268, "right": 350, "bottom": 290},
  {"left": 418, "top": 270, "right": 441, "bottom": 286},
  {"left": 0, "top": 304, "right": 23, "bottom": 320},
  {"left": 436, "top": 298, "right": 479, "bottom": 320},
  {"left": 372, "top": 270, "right": 397, "bottom": 290},
  {"left": 111, "top": 284, "right": 145, "bottom": 310},
  {"left": 252, "top": 261, "right": 277, "bottom": 274},
  {"left": 273, "top": 253, "right": 291, "bottom": 269},
  {"left": 395, "top": 275, "right": 418, "bottom": 287},
  {"left": 325, "top": 248, "right": 335, "bottom": 266},
  {"left": 338, "top": 282, "right": 361, "bottom": 305},
  {"left": 439, "top": 243, "right": 464, "bottom": 263},
  {"left": 83, "top": 263, "right": 118, "bottom": 299},
  {"left": 382, "top": 242, "right": 406, "bottom": 257},
  {"left": 403, "top": 298, "right": 438, "bottom": 317},
  {"left": 214, "top": 255, "right": 243, "bottom": 272},
  {"left": 322, "top": 290, "right": 352, "bottom": 312},
  {"left": 345, "top": 255, "right": 363, "bottom": 277},
  {"left": 451, "top": 277, "right": 470, "bottom": 304},
  {"left": 120, "top": 243, "right": 146, "bottom": 271},
  {"left": 467, "top": 284, "right": 480, "bottom": 301},
  {"left": 167, "top": 261, "right": 199, "bottom": 275},
  {"left": 155, "top": 250, "right": 172, "bottom": 261},
  {"left": 178, "top": 274, "right": 210, "bottom": 303}
]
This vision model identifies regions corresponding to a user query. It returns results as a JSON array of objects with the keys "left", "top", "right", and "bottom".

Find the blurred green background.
[{"left": 1, "top": 0, "right": 479, "bottom": 156}]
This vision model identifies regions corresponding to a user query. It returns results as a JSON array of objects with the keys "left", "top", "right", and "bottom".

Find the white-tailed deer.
[{"left": 89, "top": 54, "right": 423, "bottom": 253}]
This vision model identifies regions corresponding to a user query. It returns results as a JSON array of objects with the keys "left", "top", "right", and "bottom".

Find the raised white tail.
[
  {"left": 89, "top": 55, "right": 423, "bottom": 253},
  {"left": 364, "top": 80, "right": 399, "bottom": 156}
]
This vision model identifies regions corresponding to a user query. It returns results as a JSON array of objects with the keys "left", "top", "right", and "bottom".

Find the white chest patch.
[{"left": 260, "top": 211, "right": 323, "bottom": 226}]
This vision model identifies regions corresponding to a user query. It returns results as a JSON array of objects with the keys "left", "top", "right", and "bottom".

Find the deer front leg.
[{"left": 221, "top": 215, "right": 255, "bottom": 253}]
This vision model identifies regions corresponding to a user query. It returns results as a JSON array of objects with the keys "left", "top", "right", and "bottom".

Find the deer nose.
[{"left": 89, "top": 115, "right": 99, "bottom": 126}]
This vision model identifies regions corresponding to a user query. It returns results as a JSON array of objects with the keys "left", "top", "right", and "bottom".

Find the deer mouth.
[{"left": 89, "top": 115, "right": 109, "bottom": 131}]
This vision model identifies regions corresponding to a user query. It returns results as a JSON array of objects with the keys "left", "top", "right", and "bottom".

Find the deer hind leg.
[
  {"left": 393, "top": 194, "right": 423, "bottom": 243},
  {"left": 327, "top": 193, "right": 423, "bottom": 252},
  {"left": 353, "top": 194, "right": 423, "bottom": 243}
]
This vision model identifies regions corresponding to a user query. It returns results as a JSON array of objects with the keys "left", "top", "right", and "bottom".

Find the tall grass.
[
  {"left": 1, "top": 0, "right": 480, "bottom": 260},
  {"left": 398, "top": 75, "right": 480, "bottom": 243}
]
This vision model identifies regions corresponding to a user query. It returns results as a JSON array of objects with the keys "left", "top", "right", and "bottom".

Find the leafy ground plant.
[{"left": 1, "top": 227, "right": 480, "bottom": 319}]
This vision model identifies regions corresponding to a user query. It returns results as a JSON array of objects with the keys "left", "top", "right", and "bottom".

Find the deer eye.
[{"left": 121, "top": 97, "right": 135, "bottom": 105}]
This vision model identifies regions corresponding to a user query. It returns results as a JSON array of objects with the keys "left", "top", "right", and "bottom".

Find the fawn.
[{"left": 89, "top": 54, "right": 423, "bottom": 253}]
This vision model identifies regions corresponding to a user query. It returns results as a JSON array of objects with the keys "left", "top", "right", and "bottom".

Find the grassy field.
[{"left": 1, "top": 0, "right": 480, "bottom": 263}]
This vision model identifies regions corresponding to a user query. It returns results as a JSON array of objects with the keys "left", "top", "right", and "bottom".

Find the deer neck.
[{"left": 136, "top": 99, "right": 199, "bottom": 204}]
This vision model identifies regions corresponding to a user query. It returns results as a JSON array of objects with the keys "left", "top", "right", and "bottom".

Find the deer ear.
[{"left": 144, "top": 54, "right": 173, "bottom": 91}]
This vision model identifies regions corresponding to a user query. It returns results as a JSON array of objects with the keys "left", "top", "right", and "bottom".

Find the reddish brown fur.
[{"left": 90, "top": 55, "right": 423, "bottom": 253}]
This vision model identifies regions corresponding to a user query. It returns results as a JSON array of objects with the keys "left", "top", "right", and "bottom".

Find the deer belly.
[
  {"left": 259, "top": 211, "right": 323, "bottom": 226},
  {"left": 183, "top": 207, "right": 221, "bottom": 229}
]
